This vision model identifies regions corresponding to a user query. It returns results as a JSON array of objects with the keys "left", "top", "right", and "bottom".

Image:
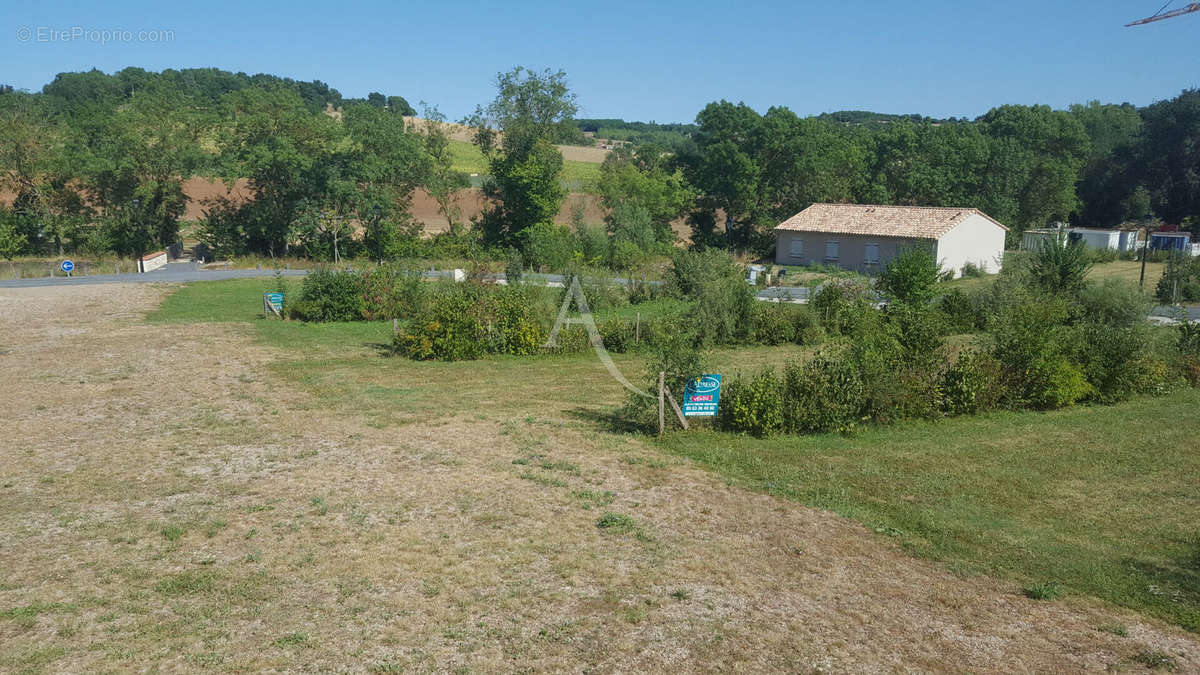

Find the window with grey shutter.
[
  {"left": 825, "top": 240, "right": 839, "bottom": 260},
  {"left": 789, "top": 238, "right": 803, "bottom": 258},
  {"left": 864, "top": 243, "right": 880, "bottom": 264}
]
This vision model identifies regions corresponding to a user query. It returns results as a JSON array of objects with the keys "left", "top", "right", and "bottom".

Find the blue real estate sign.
[
  {"left": 682, "top": 374, "right": 722, "bottom": 417},
  {"left": 264, "top": 292, "right": 284, "bottom": 315}
]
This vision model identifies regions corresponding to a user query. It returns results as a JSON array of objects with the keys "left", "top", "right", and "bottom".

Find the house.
[
  {"left": 1150, "top": 232, "right": 1194, "bottom": 254},
  {"left": 773, "top": 204, "right": 1007, "bottom": 278},
  {"left": 1023, "top": 226, "right": 1142, "bottom": 253}
]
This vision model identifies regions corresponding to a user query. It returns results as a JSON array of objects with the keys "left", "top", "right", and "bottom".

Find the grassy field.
[
  {"left": 659, "top": 395, "right": 1200, "bottom": 632},
  {"left": 448, "top": 139, "right": 602, "bottom": 190},
  {"left": 4, "top": 278, "right": 1198, "bottom": 670},
  {"left": 145, "top": 278, "right": 1200, "bottom": 633},
  {"left": 944, "top": 259, "right": 1169, "bottom": 294}
]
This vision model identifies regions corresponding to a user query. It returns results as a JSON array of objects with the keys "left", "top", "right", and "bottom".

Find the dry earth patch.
[{"left": 0, "top": 284, "right": 1197, "bottom": 671}]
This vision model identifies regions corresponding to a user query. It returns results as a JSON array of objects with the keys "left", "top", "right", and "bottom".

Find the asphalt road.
[{"left": 2, "top": 263, "right": 1196, "bottom": 323}]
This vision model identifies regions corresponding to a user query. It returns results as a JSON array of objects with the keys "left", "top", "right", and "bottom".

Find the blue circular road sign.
[{"left": 60, "top": 260, "right": 75, "bottom": 273}]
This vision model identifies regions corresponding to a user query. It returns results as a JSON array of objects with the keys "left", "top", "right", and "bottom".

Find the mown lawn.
[
  {"left": 149, "top": 278, "right": 1200, "bottom": 633},
  {"left": 657, "top": 393, "right": 1200, "bottom": 632},
  {"left": 943, "top": 259, "right": 1168, "bottom": 294}
]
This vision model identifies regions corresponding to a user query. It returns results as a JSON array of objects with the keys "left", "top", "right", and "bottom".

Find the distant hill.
[
  {"left": 37, "top": 66, "right": 414, "bottom": 115},
  {"left": 815, "top": 110, "right": 965, "bottom": 125}
]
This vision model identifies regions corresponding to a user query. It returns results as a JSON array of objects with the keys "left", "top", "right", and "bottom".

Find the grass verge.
[{"left": 656, "top": 391, "right": 1200, "bottom": 631}]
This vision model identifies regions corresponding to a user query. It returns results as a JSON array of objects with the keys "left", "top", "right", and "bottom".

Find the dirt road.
[{"left": 1, "top": 285, "right": 1197, "bottom": 671}]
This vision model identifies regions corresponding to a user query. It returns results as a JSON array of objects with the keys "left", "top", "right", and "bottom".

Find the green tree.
[
  {"left": 1029, "top": 231, "right": 1093, "bottom": 295},
  {"left": 413, "top": 105, "right": 470, "bottom": 234},
  {"left": 221, "top": 86, "right": 341, "bottom": 255},
  {"left": 0, "top": 219, "right": 28, "bottom": 273},
  {"left": 1137, "top": 89, "right": 1200, "bottom": 224},
  {"left": 1070, "top": 101, "right": 1143, "bottom": 227},
  {"left": 470, "top": 67, "right": 578, "bottom": 245},
  {"left": 597, "top": 145, "right": 693, "bottom": 247},
  {"left": 977, "top": 105, "right": 1090, "bottom": 231},
  {"left": 82, "top": 86, "right": 210, "bottom": 255},
  {"left": 876, "top": 246, "right": 942, "bottom": 306}
]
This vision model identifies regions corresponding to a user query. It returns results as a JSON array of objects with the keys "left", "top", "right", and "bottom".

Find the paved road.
[{"left": 3, "top": 264, "right": 1196, "bottom": 323}]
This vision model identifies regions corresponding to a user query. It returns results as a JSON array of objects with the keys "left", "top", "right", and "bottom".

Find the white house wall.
[{"left": 933, "top": 213, "right": 1006, "bottom": 277}]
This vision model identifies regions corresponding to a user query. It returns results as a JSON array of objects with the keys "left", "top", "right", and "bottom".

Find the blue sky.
[{"left": 3, "top": 0, "right": 1198, "bottom": 123}]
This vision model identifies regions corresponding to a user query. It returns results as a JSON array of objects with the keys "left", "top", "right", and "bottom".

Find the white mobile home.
[{"left": 774, "top": 204, "right": 1007, "bottom": 278}]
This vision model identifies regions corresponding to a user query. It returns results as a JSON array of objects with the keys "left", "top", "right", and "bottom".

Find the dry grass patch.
[{"left": 0, "top": 284, "right": 1197, "bottom": 671}]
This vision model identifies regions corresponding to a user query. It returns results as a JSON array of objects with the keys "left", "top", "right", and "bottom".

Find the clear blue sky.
[{"left": 3, "top": 0, "right": 1198, "bottom": 123}]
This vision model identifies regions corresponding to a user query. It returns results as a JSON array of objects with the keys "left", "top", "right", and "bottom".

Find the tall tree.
[
  {"left": 469, "top": 67, "right": 578, "bottom": 245},
  {"left": 1138, "top": 89, "right": 1200, "bottom": 225},
  {"left": 977, "top": 104, "right": 1090, "bottom": 231},
  {"left": 221, "top": 86, "right": 341, "bottom": 255},
  {"left": 597, "top": 144, "right": 693, "bottom": 246},
  {"left": 412, "top": 105, "right": 469, "bottom": 234}
]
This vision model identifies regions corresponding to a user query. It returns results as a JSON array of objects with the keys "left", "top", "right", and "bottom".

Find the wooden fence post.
[
  {"left": 635, "top": 312, "right": 641, "bottom": 345},
  {"left": 393, "top": 318, "right": 399, "bottom": 335},
  {"left": 658, "top": 371, "right": 665, "bottom": 437}
]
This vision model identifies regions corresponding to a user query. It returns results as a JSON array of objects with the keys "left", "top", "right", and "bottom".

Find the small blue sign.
[
  {"left": 264, "top": 292, "right": 284, "bottom": 315},
  {"left": 682, "top": 374, "right": 722, "bottom": 417},
  {"left": 60, "top": 260, "right": 74, "bottom": 273}
]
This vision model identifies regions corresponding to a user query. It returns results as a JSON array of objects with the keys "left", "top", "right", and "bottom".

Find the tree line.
[{"left": 1, "top": 65, "right": 1198, "bottom": 268}]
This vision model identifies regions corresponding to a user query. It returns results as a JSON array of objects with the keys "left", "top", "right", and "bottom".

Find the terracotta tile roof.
[{"left": 774, "top": 203, "right": 1008, "bottom": 240}]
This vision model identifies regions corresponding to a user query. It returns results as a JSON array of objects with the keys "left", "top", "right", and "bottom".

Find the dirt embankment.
[{"left": 179, "top": 178, "right": 609, "bottom": 234}]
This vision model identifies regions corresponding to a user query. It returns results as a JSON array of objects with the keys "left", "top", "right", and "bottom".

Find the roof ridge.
[{"left": 810, "top": 203, "right": 976, "bottom": 212}]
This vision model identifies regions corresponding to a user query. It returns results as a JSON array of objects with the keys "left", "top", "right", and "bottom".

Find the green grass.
[
  {"left": 942, "top": 259, "right": 1169, "bottom": 295},
  {"left": 448, "top": 139, "right": 601, "bottom": 191},
  {"left": 147, "top": 278, "right": 1200, "bottom": 633},
  {"left": 657, "top": 391, "right": 1200, "bottom": 632},
  {"left": 146, "top": 277, "right": 282, "bottom": 323}
]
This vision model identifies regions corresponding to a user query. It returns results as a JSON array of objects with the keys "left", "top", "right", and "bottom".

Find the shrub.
[
  {"left": 358, "top": 265, "right": 425, "bottom": 320},
  {"left": 942, "top": 350, "right": 1005, "bottom": 415},
  {"left": 290, "top": 269, "right": 364, "bottom": 322},
  {"left": 876, "top": 246, "right": 942, "bottom": 305},
  {"left": 1077, "top": 278, "right": 1150, "bottom": 327},
  {"left": 619, "top": 322, "right": 703, "bottom": 431},
  {"left": 1027, "top": 357, "right": 1092, "bottom": 409},
  {"left": 791, "top": 305, "right": 825, "bottom": 345},
  {"left": 1029, "top": 231, "right": 1092, "bottom": 295},
  {"left": 960, "top": 261, "right": 986, "bottom": 278},
  {"left": 393, "top": 283, "right": 545, "bottom": 360},
  {"left": 718, "top": 368, "right": 784, "bottom": 437},
  {"left": 751, "top": 303, "right": 797, "bottom": 345},
  {"left": 780, "top": 353, "right": 866, "bottom": 434},
  {"left": 987, "top": 294, "right": 1072, "bottom": 406},
  {"left": 852, "top": 311, "right": 943, "bottom": 423},
  {"left": 598, "top": 318, "right": 634, "bottom": 353},
  {"left": 936, "top": 288, "right": 987, "bottom": 333},
  {"left": 1156, "top": 253, "right": 1200, "bottom": 303},
  {"left": 522, "top": 222, "right": 575, "bottom": 272},
  {"left": 393, "top": 283, "right": 485, "bottom": 360},
  {"left": 811, "top": 279, "right": 875, "bottom": 336},
  {"left": 668, "top": 249, "right": 754, "bottom": 345},
  {"left": 1069, "top": 321, "right": 1152, "bottom": 403}
]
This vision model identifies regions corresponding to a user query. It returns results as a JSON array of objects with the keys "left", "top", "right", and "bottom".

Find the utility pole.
[{"left": 1139, "top": 223, "right": 1153, "bottom": 290}]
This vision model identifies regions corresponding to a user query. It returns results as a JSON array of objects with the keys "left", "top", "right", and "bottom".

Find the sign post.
[
  {"left": 682, "top": 375, "right": 722, "bottom": 417},
  {"left": 60, "top": 260, "right": 74, "bottom": 277},
  {"left": 264, "top": 292, "right": 284, "bottom": 319}
]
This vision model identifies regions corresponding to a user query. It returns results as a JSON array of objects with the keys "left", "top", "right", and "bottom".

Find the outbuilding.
[{"left": 774, "top": 203, "right": 1007, "bottom": 278}]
